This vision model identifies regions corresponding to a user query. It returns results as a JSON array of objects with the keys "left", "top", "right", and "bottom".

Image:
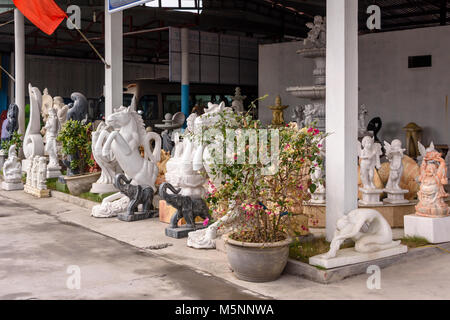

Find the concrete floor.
[{"left": 1, "top": 190, "right": 450, "bottom": 300}]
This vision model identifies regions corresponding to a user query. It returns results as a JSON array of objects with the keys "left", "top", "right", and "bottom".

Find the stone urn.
[
  {"left": 223, "top": 233, "right": 291, "bottom": 282},
  {"left": 64, "top": 172, "right": 101, "bottom": 196}
]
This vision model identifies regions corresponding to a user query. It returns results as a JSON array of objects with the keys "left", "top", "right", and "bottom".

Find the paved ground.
[
  {"left": 0, "top": 194, "right": 265, "bottom": 300},
  {"left": 1, "top": 190, "right": 450, "bottom": 300}
]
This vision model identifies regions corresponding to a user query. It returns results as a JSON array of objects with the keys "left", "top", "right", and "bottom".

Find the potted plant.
[
  {"left": 204, "top": 106, "right": 326, "bottom": 282},
  {"left": 57, "top": 120, "right": 99, "bottom": 196}
]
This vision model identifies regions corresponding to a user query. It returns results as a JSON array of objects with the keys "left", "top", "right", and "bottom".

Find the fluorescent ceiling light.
[{"left": 146, "top": 0, "right": 203, "bottom": 14}]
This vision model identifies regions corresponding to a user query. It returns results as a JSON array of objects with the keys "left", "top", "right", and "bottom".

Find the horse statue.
[
  {"left": 91, "top": 105, "right": 161, "bottom": 218},
  {"left": 23, "top": 84, "right": 44, "bottom": 161},
  {"left": 101, "top": 105, "right": 161, "bottom": 191}
]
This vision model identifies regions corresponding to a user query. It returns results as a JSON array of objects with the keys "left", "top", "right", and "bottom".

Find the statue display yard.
[
  {"left": 310, "top": 209, "right": 407, "bottom": 269},
  {"left": 114, "top": 173, "right": 157, "bottom": 222},
  {"left": 358, "top": 136, "right": 383, "bottom": 205},
  {"left": 382, "top": 139, "right": 409, "bottom": 204},
  {"left": 22, "top": 84, "right": 45, "bottom": 173},
  {"left": 91, "top": 105, "right": 161, "bottom": 218},
  {"left": 160, "top": 182, "right": 211, "bottom": 239},
  {"left": 1, "top": 145, "right": 23, "bottom": 191},
  {"left": 404, "top": 148, "right": 450, "bottom": 243},
  {"left": 24, "top": 156, "right": 50, "bottom": 198}
]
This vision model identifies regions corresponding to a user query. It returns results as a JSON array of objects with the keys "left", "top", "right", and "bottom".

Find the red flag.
[{"left": 13, "top": 0, "right": 67, "bottom": 35}]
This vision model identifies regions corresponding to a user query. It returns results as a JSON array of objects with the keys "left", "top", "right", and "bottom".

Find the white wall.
[
  {"left": 359, "top": 25, "right": 450, "bottom": 146},
  {"left": 259, "top": 25, "right": 450, "bottom": 146},
  {"left": 258, "top": 41, "right": 313, "bottom": 125}
]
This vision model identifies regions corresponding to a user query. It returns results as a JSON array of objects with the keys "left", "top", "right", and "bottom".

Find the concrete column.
[
  {"left": 181, "top": 28, "right": 190, "bottom": 119},
  {"left": 104, "top": 3, "right": 123, "bottom": 118},
  {"left": 325, "top": 0, "right": 359, "bottom": 241},
  {"left": 14, "top": 9, "right": 25, "bottom": 135}
]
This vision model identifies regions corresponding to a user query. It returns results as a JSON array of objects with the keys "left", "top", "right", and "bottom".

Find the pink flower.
[
  {"left": 308, "top": 127, "right": 313, "bottom": 133},
  {"left": 203, "top": 218, "right": 210, "bottom": 226},
  {"left": 318, "top": 144, "right": 322, "bottom": 148}
]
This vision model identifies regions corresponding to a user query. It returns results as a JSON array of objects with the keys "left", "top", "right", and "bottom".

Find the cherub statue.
[
  {"left": 358, "top": 136, "right": 382, "bottom": 190},
  {"left": 304, "top": 16, "right": 326, "bottom": 48},
  {"left": 415, "top": 151, "right": 449, "bottom": 217},
  {"left": 323, "top": 209, "right": 401, "bottom": 259},
  {"left": 384, "top": 139, "right": 406, "bottom": 191}
]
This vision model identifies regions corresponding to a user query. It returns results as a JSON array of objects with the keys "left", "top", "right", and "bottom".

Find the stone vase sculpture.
[
  {"left": 90, "top": 121, "right": 121, "bottom": 194},
  {"left": 310, "top": 209, "right": 407, "bottom": 269},
  {"left": 44, "top": 108, "right": 62, "bottom": 179},
  {"left": 358, "top": 136, "right": 383, "bottom": 205},
  {"left": 383, "top": 139, "right": 409, "bottom": 204},
  {"left": 1, "top": 145, "right": 23, "bottom": 191},
  {"left": 91, "top": 105, "right": 161, "bottom": 218},
  {"left": 286, "top": 16, "right": 326, "bottom": 132},
  {"left": 22, "top": 84, "right": 45, "bottom": 172}
]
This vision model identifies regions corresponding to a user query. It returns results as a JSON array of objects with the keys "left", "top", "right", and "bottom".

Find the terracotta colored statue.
[{"left": 415, "top": 151, "right": 449, "bottom": 217}]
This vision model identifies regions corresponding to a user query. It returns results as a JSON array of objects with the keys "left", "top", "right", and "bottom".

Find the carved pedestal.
[
  {"left": 359, "top": 188, "right": 383, "bottom": 206},
  {"left": 47, "top": 166, "right": 62, "bottom": 179},
  {"left": 1, "top": 181, "right": 24, "bottom": 191},
  {"left": 24, "top": 185, "right": 50, "bottom": 198},
  {"left": 404, "top": 214, "right": 450, "bottom": 244},
  {"left": 383, "top": 189, "right": 409, "bottom": 204}
]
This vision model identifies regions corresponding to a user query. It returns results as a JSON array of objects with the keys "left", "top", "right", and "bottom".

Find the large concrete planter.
[
  {"left": 64, "top": 172, "right": 101, "bottom": 196},
  {"left": 223, "top": 233, "right": 291, "bottom": 282}
]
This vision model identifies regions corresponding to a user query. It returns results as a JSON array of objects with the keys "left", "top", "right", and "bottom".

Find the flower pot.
[
  {"left": 64, "top": 172, "right": 101, "bottom": 196},
  {"left": 223, "top": 233, "right": 291, "bottom": 282}
]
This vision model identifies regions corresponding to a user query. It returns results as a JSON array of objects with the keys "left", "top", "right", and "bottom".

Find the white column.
[
  {"left": 14, "top": 9, "right": 25, "bottom": 135},
  {"left": 325, "top": 0, "right": 359, "bottom": 241},
  {"left": 104, "top": 3, "right": 123, "bottom": 118}
]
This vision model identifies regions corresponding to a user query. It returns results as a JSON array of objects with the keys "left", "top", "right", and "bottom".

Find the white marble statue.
[
  {"left": 358, "top": 104, "right": 369, "bottom": 137},
  {"left": 91, "top": 105, "right": 161, "bottom": 218},
  {"left": 90, "top": 121, "right": 122, "bottom": 194},
  {"left": 231, "top": 87, "right": 246, "bottom": 113},
  {"left": 23, "top": 84, "right": 45, "bottom": 172},
  {"left": 323, "top": 209, "right": 401, "bottom": 259},
  {"left": 1, "top": 145, "right": 23, "bottom": 190},
  {"left": 38, "top": 156, "right": 48, "bottom": 190},
  {"left": 303, "top": 104, "right": 315, "bottom": 127},
  {"left": 41, "top": 88, "right": 53, "bottom": 124},
  {"left": 384, "top": 139, "right": 406, "bottom": 191},
  {"left": 44, "top": 108, "right": 62, "bottom": 178},
  {"left": 358, "top": 136, "right": 382, "bottom": 190},
  {"left": 304, "top": 16, "right": 326, "bottom": 49},
  {"left": 383, "top": 139, "right": 409, "bottom": 204},
  {"left": 187, "top": 201, "right": 240, "bottom": 249},
  {"left": 53, "top": 96, "right": 69, "bottom": 128},
  {"left": 358, "top": 136, "right": 383, "bottom": 205},
  {"left": 292, "top": 105, "right": 304, "bottom": 128}
]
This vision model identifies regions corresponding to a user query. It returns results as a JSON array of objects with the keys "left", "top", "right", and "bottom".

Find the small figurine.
[
  {"left": 383, "top": 139, "right": 409, "bottom": 204},
  {"left": 302, "top": 104, "right": 315, "bottom": 127},
  {"left": 415, "top": 151, "right": 449, "bottom": 217},
  {"left": 231, "top": 87, "right": 246, "bottom": 113},
  {"left": 358, "top": 104, "right": 369, "bottom": 138},
  {"left": 291, "top": 105, "right": 304, "bottom": 128},
  {"left": 304, "top": 16, "right": 326, "bottom": 49},
  {"left": 44, "top": 108, "right": 62, "bottom": 178}
]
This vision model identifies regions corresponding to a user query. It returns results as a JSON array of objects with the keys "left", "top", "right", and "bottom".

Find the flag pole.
[
  {"left": 66, "top": 18, "right": 110, "bottom": 69},
  {"left": 0, "top": 65, "right": 15, "bottom": 82}
]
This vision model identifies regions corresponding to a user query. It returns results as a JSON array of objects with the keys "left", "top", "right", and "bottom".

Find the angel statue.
[
  {"left": 417, "top": 141, "right": 435, "bottom": 166},
  {"left": 358, "top": 136, "right": 382, "bottom": 190},
  {"left": 384, "top": 139, "right": 406, "bottom": 191}
]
